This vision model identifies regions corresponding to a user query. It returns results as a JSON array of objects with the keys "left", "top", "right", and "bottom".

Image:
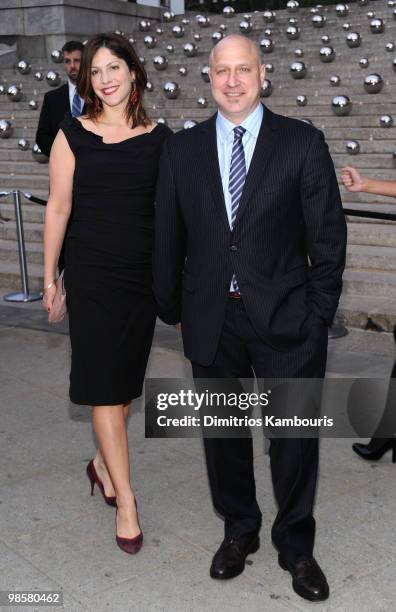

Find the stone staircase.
[{"left": 0, "top": 1, "right": 395, "bottom": 330}]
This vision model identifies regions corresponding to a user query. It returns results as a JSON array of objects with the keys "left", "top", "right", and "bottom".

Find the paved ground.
[{"left": 0, "top": 295, "right": 395, "bottom": 612}]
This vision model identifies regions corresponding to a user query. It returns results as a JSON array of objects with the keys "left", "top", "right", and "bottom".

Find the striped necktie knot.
[{"left": 233, "top": 126, "right": 246, "bottom": 142}]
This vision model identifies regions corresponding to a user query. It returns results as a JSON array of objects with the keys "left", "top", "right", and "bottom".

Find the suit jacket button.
[{"left": 230, "top": 245, "right": 238, "bottom": 251}]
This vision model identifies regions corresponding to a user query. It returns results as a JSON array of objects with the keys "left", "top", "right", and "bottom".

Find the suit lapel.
[
  {"left": 199, "top": 115, "right": 230, "bottom": 232},
  {"left": 233, "top": 106, "right": 278, "bottom": 227}
]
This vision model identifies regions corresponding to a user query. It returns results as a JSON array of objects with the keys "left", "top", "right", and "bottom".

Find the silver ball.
[
  {"left": 346, "top": 32, "right": 361, "bottom": 48},
  {"left": 197, "top": 16, "right": 210, "bottom": 28},
  {"left": 295, "top": 48, "right": 304, "bottom": 57},
  {"left": 286, "top": 25, "right": 300, "bottom": 40},
  {"left": 128, "top": 37, "right": 135, "bottom": 45},
  {"left": 359, "top": 0, "right": 368, "bottom": 4},
  {"left": 153, "top": 55, "right": 168, "bottom": 71},
  {"left": 260, "top": 79, "right": 273, "bottom": 97},
  {"left": 364, "top": 73, "right": 384, "bottom": 94},
  {"left": 212, "top": 32, "right": 223, "bottom": 44},
  {"left": 184, "top": 120, "right": 197, "bottom": 129},
  {"left": 163, "top": 11, "right": 175, "bottom": 22},
  {"left": 183, "top": 43, "right": 197, "bottom": 58},
  {"left": 157, "top": 117, "right": 167, "bottom": 125},
  {"left": 139, "top": 20, "right": 151, "bottom": 32},
  {"left": 201, "top": 65, "right": 210, "bottom": 82},
  {"left": 181, "top": 19, "right": 190, "bottom": 25},
  {"left": 145, "top": 81, "right": 154, "bottom": 92},
  {"left": 388, "top": 0, "right": 395, "bottom": 6},
  {"left": 393, "top": 57, "right": 396, "bottom": 72},
  {"left": 163, "top": 81, "right": 180, "bottom": 100},
  {"left": 156, "top": 28, "right": 164, "bottom": 35},
  {"left": 319, "top": 46, "right": 335, "bottom": 62},
  {"left": 179, "top": 66, "right": 188, "bottom": 76},
  {"left": 32, "top": 143, "right": 48, "bottom": 163},
  {"left": 385, "top": 42, "right": 395, "bottom": 52},
  {"left": 342, "top": 23, "right": 351, "bottom": 31},
  {"left": 7, "top": 85, "right": 22, "bottom": 101},
  {"left": 370, "top": 18, "right": 385, "bottom": 34},
  {"left": 17, "top": 60, "right": 31, "bottom": 75},
  {"left": 264, "top": 28, "right": 273, "bottom": 37},
  {"left": 296, "top": 94, "right": 308, "bottom": 106},
  {"left": 219, "top": 24, "right": 227, "bottom": 32},
  {"left": 51, "top": 49, "right": 63, "bottom": 63},
  {"left": 0, "top": 120, "right": 13, "bottom": 138},
  {"left": 197, "top": 96, "right": 208, "bottom": 108},
  {"left": 331, "top": 95, "right": 352, "bottom": 116},
  {"left": 239, "top": 20, "right": 252, "bottom": 33},
  {"left": 139, "top": 57, "right": 146, "bottom": 65},
  {"left": 223, "top": 6, "right": 235, "bottom": 17},
  {"left": 0, "top": 85, "right": 6, "bottom": 95},
  {"left": 194, "top": 33, "right": 201, "bottom": 42},
  {"left": 263, "top": 10, "right": 276, "bottom": 23},
  {"left": 144, "top": 35, "right": 157, "bottom": 49},
  {"left": 260, "top": 38, "right": 274, "bottom": 53},
  {"left": 46, "top": 71, "right": 61, "bottom": 87},
  {"left": 335, "top": 3, "right": 349, "bottom": 17},
  {"left": 287, "top": 0, "right": 300, "bottom": 13},
  {"left": 265, "top": 63, "right": 274, "bottom": 73},
  {"left": 18, "top": 138, "right": 30, "bottom": 151},
  {"left": 359, "top": 57, "right": 369, "bottom": 68},
  {"left": 392, "top": 8, "right": 396, "bottom": 19},
  {"left": 243, "top": 14, "right": 252, "bottom": 21},
  {"left": 330, "top": 75, "right": 341, "bottom": 86},
  {"left": 346, "top": 140, "right": 360, "bottom": 155},
  {"left": 34, "top": 71, "right": 44, "bottom": 81},
  {"left": 172, "top": 25, "right": 184, "bottom": 38},
  {"left": 380, "top": 114, "right": 393, "bottom": 127},
  {"left": 321, "top": 35, "right": 330, "bottom": 43},
  {"left": 290, "top": 61, "right": 307, "bottom": 79},
  {"left": 28, "top": 99, "right": 38, "bottom": 110},
  {"left": 312, "top": 15, "right": 326, "bottom": 28},
  {"left": 166, "top": 44, "right": 174, "bottom": 54},
  {"left": 366, "top": 11, "right": 375, "bottom": 19},
  {"left": 393, "top": 149, "right": 396, "bottom": 165}
]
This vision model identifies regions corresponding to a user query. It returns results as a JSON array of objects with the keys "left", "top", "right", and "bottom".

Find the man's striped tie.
[
  {"left": 228, "top": 126, "right": 246, "bottom": 292},
  {"left": 71, "top": 91, "right": 82, "bottom": 117}
]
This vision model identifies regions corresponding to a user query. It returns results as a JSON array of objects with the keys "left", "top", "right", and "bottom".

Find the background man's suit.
[
  {"left": 153, "top": 104, "right": 347, "bottom": 562},
  {"left": 36, "top": 83, "right": 72, "bottom": 157}
]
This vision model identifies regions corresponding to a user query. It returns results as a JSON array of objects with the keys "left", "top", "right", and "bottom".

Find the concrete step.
[
  {"left": 346, "top": 243, "right": 396, "bottom": 270},
  {"left": 343, "top": 268, "right": 396, "bottom": 297},
  {"left": 337, "top": 293, "right": 396, "bottom": 331},
  {"left": 0, "top": 221, "right": 43, "bottom": 243},
  {"left": 347, "top": 222, "right": 396, "bottom": 246},
  {"left": 0, "top": 238, "right": 43, "bottom": 264},
  {"left": 0, "top": 259, "right": 42, "bottom": 291}
]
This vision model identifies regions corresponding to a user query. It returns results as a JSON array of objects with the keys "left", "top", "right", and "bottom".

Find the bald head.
[
  {"left": 208, "top": 33, "right": 265, "bottom": 124},
  {"left": 209, "top": 34, "right": 261, "bottom": 69}
]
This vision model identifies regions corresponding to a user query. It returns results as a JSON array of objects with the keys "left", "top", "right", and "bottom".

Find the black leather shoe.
[
  {"left": 352, "top": 438, "right": 396, "bottom": 463},
  {"left": 210, "top": 533, "right": 260, "bottom": 579},
  {"left": 279, "top": 554, "right": 329, "bottom": 602}
]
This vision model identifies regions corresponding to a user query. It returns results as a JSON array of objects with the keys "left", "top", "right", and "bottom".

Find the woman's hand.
[
  {"left": 42, "top": 283, "right": 57, "bottom": 313},
  {"left": 341, "top": 166, "right": 365, "bottom": 192}
]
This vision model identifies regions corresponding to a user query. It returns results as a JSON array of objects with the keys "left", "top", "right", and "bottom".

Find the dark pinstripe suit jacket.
[{"left": 153, "top": 105, "right": 347, "bottom": 365}]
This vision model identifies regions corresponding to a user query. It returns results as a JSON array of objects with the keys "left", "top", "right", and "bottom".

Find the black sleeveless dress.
[{"left": 60, "top": 117, "right": 172, "bottom": 406}]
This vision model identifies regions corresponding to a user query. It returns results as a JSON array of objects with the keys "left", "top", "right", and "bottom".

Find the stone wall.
[{"left": 0, "top": 0, "right": 163, "bottom": 61}]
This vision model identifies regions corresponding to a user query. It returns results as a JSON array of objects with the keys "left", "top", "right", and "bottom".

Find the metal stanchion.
[{"left": 4, "top": 189, "right": 42, "bottom": 303}]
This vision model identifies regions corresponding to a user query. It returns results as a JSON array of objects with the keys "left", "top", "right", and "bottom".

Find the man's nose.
[{"left": 226, "top": 72, "right": 238, "bottom": 87}]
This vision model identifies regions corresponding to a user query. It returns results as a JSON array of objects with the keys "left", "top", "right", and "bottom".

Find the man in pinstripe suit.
[{"left": 153, "top": 35, "right": 346, "bottom": 602}]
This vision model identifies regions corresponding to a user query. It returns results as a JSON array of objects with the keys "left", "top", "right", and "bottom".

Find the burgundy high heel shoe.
[
  {"left": 86, "top": 459, "right": 117, "bottom": 507},
  {"left": 115, "top": 504, "right": 143, "bottom": 555}
]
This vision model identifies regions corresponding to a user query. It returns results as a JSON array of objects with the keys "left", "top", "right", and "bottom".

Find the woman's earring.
[{"left": 130, "top": 81, "right": 138, "bottom": 105}]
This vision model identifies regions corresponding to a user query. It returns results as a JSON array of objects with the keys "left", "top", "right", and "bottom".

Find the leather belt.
[{"left": 229, "top": 291, "right": 242, "bottom": 299}]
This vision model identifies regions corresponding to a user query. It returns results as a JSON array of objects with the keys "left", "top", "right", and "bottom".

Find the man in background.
[{"left": 36, "top": 40, "right": 85, "bottom": 157}]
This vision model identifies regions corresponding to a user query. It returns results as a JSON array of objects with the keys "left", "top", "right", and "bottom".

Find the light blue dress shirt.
[{"left": 216, "top": 102, "right": 264, "bottom": 229}]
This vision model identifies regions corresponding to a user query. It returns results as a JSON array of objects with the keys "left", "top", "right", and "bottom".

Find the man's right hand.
[{"left": 341, "top": 166, "right": 365, "bottom": 193}]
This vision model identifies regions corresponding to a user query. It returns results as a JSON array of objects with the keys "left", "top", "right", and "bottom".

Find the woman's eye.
[
  {"left": 91, "top": 70, "right": 97, "bottom": 76},
  {"left": 112, "top": 65, "right": 120, "bottom": 70}
]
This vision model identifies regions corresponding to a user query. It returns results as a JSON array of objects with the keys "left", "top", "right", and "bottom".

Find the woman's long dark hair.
[{"left": 77, "top": 33, "right": 149, "bottom": 128}]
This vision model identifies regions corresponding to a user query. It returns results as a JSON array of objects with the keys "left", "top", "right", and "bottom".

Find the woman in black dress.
[{"left": 42, "top": 33, "right": 172, "bottom": 554}]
